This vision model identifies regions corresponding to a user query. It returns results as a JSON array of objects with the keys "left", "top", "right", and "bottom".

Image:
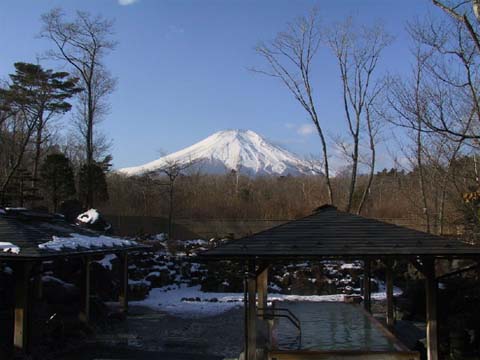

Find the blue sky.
[{"left": 0, "top": 0, "right": 436, "bottom": 169}]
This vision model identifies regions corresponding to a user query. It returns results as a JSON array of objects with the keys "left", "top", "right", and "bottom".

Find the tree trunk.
[
  {"left": 32, "top": 116, "right": 44, "bottom": 194},
  {"left": 86, "top": 81, "right": 95, "bottom": 209},
  {"left": 313, "top": 120, "right": 334, "bottom": 205},
  {"left": 417, "top": 126, "right": 431, "bottom": 233},
  {"left": 357, "top": 108, "right": 376, "bottom": 215}
]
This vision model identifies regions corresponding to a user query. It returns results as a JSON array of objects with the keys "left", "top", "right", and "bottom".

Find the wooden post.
[
  {"left": 256, "top": 265, "right": 270, "bottom": 351},
  {"left": 79, "top": 256, "right": 91, "bottom": 323},
  {"left": 118, "top": 252, "right": 129, "bottom": 315},
  {"left": 386, "top": 259, "right": 394, "bottom": 327},
  {"left": 34, "top": 261, "right": 43, "bottom": 300},
  {"left": 247, "top": 260, "right": 257, "bottom": 360},
  {"left": 424, "top": 257, "right": 439, "bottom": 360},
  {"left": 363, "top": 258, "right": 371, "bottom": 313},
  {"left": 257, "top": 266, "right": 268, "bottom": 313},
  {"left": 13, "top": 262, "right": 33, "bottom": 354},
  {"left": 243, "top": 273, "right": 249, "bottom": 360}
]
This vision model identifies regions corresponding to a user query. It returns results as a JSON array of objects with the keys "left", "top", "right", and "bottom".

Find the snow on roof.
[
  {"left": 38, "top": 233, "right": 136, "bottom": 251},
  {"left": 77, "top": 209, "right": 100, "bottom": 224},
  {"left": 0, "top": 242, "right": 20, "bottom": 254},
  {"left": 183, "top": 239, "right": 208, "bottom": 246}
]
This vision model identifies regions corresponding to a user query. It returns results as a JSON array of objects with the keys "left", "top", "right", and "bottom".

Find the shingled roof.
[
  {"left": 0, "top": 208, "right": 146, "bottom": 259},
  {"left": 202, "top": 205, "right": 480, "bottom": 259}
]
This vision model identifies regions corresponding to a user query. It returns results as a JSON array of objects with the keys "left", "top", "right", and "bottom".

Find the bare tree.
[
  {"left": 432, "top": 0, "right": 480, "bottom": 52},
  {"left": 387, "top": 48, "right": 435, "bottom": 232},
  {"left": 149, "top": 159, "right": 198, "bottom": 241},
  {"left": 40, "top": 8, "right": 117, "bottom": 208},
  {"left": 395, "top": 7, "right": 480, "bottom": 142},
  {"left": 327, "top": 19, "right": 391, "bottom": 213},
  {"left": 251, "top": 9, "right": 334, "bottom": 204}
]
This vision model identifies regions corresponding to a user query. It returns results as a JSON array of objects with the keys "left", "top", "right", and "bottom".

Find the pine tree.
[
  {"left": 40, "top": 153, "right": 76, "bottom": 212},
  {"left": 0, "top": 63, "right": 80, "bottom": 203},
  {"left": 7, "top": 62, "right": 81, "bottom": 182}
]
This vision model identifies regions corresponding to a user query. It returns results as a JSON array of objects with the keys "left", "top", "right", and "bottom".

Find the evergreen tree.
[
  {"left": 40, "top": 153, "right": 76, "bottom": 212},
  {"left": 78, "top": 164, "right": 109, "bottom": 208},
  {"left": 0, "top": 62, "right": 80, "bottom": 202},
  {"left": 7, "top": 62, "right": 81, "bottom": 181}
]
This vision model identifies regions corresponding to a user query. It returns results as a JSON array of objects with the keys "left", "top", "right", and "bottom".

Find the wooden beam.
[
  {"left": 363, "top": 259, "right": 371, "bottom": 313},
  {"left": 385, "top": 260, "right": 394, "bottom": 327},
  {"left": 13, "top": 262, "right": 33, "bottom": 355},
  {"left": 247, "top": 260, "right": 257, "bottom": 360},
  {"left": 424, "top": 257, "right": 439, "bottom": 360},
  {"left": 118, "top": 252, "right": 129, "bottom": 315},
  {"left": 79, "top": 256, "right": 91, "bottom": 323}
]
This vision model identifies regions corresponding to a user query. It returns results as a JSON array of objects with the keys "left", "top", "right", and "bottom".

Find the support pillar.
[
  {"left": 256, "top": 265, "right": 270, "bottom": 352},
  {"left": 424, "top": 257, "right": 439, "bottom": 360},
  {"left": 118, "top": 252, "right": 128, "bottom": 315},
  {"left": 13, "top": 262, "right": 33, "bottom": 355},
  {"left": 363, "top": 258, "right": 371, "bottom": 313},
  {"left": 79, "top": 256, "right": 91, "bottom": 323},
  {"left": 257, "top": 266, "right": 268, "bottom": 313},
  {"left": 385, "top": 259, "right": 394, "bottom": 327},
  {"left": 247, "top": 260, "right": 257, "bottom": 360},
  {"left": 33, "top": 261, "right": 43, "bottom": 301}
]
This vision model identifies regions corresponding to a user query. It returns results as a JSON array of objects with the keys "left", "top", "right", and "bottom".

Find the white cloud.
[
  {"left": 118, "top": 0, "right": 139, "bottom": 6},
  {"left": 297, "top": 124, "right": 316, "bottom": 136}
]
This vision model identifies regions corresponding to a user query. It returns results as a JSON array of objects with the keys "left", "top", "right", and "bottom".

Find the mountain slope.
[{"left": 118, "top": 129, "right": 318, "bottom": 176}]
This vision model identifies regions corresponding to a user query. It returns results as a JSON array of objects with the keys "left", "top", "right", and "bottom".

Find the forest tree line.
[{"left": 0, "top": 2, "right": 480, "bottom": 241}]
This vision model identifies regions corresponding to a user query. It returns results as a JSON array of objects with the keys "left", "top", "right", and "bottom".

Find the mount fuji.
[{"left": 118, "top": 129, "right": 319, "bottom": 176}]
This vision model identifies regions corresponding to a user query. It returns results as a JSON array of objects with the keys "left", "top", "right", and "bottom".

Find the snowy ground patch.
[
  {"left": 130, "top": 285, "right": 243, "bottom": 318},
  {"left": 0, "top": 242, "right": 20, "bottom": 254},
  {"left": 42, "top": 275, "right": 75, "bottom": 289},
  {"left": 130, "top": 284, "right": 403, "bottom": 318},
  {"left": 97, "top": 254, "right": 117, "bottom": 270}
]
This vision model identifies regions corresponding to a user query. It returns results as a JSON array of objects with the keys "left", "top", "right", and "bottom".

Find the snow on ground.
[
  {"left": 77, "top": 209, "right": 100, "bottom": 224},
  {"left": 130, "top": 284, "right": 403, "bottom": 318},
  {"left": 340, "top": 262, "right": 362, "bottom": 270},
  {"left": 42, "top": 275, "right": 75, "bottom": 288},
  {"left": 38, "top": 234, "right": 136, "bottom": 251},
  {"left": 0, "top": 242, "right": 20, "bottom": 254},
  {"left": 97, "top": 254, "right": 117, "bottom": 270}
]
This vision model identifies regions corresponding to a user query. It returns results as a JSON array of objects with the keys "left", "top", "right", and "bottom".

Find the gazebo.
[
  {"left": 0, "top": 208, "right": 146, "bottom": 357},
  {"left": 202, "top": 205, "right": 480, "bottom": 360}
]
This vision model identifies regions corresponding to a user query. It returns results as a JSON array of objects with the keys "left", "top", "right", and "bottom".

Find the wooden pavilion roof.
[
  {"left": 0, "top": 208, "right": 146, "bottom": 260},
  {"left": 202, "top": 205, "right": 480, "bottom": 259}
]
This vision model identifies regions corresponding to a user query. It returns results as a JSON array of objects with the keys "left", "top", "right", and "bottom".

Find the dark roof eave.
[
  {"left": 199, "top": 247, "right": 480, "bottom": 259},
  {"left": 201, "top": 205, "right": 480, "bottom": 259}
]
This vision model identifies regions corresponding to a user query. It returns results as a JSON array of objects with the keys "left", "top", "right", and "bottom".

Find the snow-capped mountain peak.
[{"left": 118, "top": 129, "right": 317, "bottom": 176}]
